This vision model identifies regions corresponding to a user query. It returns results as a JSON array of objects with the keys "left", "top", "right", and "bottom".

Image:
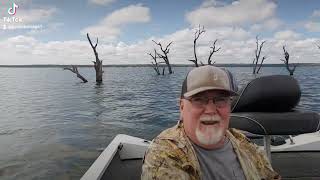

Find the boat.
[{"left": 81, "top": 75, "right": 320, "bottom": 180}]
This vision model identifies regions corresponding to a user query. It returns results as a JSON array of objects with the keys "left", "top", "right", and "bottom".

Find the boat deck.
[
  {"left": 272, "top": 151, "right": 320, "bottom": 179},
  {"left": 102, "top": 151, "right": 143, "bottom": 180},
  {"left": 102, "top": 151, "right": 320, "bottom": 180}
]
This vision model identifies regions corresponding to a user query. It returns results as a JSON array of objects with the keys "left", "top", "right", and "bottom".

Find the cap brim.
[{"left": 184, "top": 86, "right": 238, "bottom": 98}]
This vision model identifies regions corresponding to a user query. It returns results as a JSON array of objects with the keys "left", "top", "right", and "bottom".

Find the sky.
[{"left": 1, "top": 0, "right": 320, "bottom": 65}]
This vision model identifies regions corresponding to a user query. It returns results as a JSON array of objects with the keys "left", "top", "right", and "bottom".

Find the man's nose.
[{"left": 204, "top": 100, "right": 218, "bottom": 114}]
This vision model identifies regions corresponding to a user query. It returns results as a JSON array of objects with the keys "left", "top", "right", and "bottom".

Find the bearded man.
[{"left": 141, "top": 65, "right": 280, "bottom": 180}]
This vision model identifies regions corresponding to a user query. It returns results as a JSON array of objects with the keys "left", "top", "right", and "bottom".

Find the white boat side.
[
  {"left": 80, "top": 134, "right": 150, "bottom": 180},
  {"left": 271, "top": 131, "right": 320, "bottom": 151},
  {"left": 81, "top": 131, "right": 320, "bottom": 179}
]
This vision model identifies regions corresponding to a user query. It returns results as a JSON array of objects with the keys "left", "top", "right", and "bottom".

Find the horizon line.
[{"left": 0, "top": 62, "right": 320, "bottom": 67}]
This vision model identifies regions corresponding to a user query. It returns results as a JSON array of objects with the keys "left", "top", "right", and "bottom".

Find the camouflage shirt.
[{"left": 141, "top": 121, "right": 281, "bottom": 180}]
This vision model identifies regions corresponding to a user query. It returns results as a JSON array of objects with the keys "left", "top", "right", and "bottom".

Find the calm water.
[{"left": 0, "top": 66, "right": 319, "bottom": 180}]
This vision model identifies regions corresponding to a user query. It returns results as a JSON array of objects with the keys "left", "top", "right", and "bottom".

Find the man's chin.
[{"left": 195, "top": 127, "right": 224, "bottom": 146}]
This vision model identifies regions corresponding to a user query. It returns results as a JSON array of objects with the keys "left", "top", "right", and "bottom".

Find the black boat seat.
[
  {"left": 230, "top": 75, "right": 320, "bottom": 135},
  {"left": 232, "top": 75, "right": 301, "bottom": 112},
  {"left": 230, "top": 111, "right": 320, "bottom": 135}
]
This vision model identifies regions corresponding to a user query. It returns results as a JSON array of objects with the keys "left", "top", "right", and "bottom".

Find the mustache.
[{"left": 199, "top": 115, "right": 222, "bottom": 122}]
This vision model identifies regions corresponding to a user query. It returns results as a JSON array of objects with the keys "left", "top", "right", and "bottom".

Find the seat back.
[
  {"left": 232, "top": 75, "right": 301, "bottom": 112},
  {"left": 230, "top": 111, "right": 320, "bottom": 135},
  {"left": 230, "top": 75, "right": 319, "bottom": 135}
]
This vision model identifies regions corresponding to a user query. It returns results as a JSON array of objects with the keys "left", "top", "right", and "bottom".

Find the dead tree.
[
  {"left": 280, "top": 46, "right": 296, "bottom": 76},
  {"left": 87, "top": 33, "right": 103, "bottom": 83},
  {"left": 148, "top": 49, "right": 160, "bottom": 75},
  {"left": 208, "top": 39, "right": 221, "bottom": 65},
  {"left": 189, "top": 25, "right": 205, "bottom": 67},
  {"left": 189, "top": 25, "right": 221, "bottom": 67},
  {"left": 152, "top": 40, "right": 173, "bottom": 74},
  {"left": 253, "top": 36, "right": 266, "bottom": 74},
  {"left": 64, "top": 65, "right": 88, "bottom": 83}
]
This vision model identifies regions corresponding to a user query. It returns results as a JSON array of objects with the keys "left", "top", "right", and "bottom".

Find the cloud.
[
  {"left": 200, "top": 0, "right": 227, "bottom": 7},
  {"left": 311, "top": 9, "right": 320, "bottom": 18},
  {"left": 0, "top": 36, "right": 93, "bottom": 65},
  {"left": 1, "top": 27, "right": 320, "bottom": 65},
  {"left": 17, "top": 8, "right": 57, "bottom": 24},
  {"left": 88, "top": 0, "right": 116, "bottom": 6},
  {"left": 274, "top": 30, "right": 301, "bottom": 40},
  {"left": 26, "top": 22, "right": 64, "bottom": 35},
  {"left": 304, "top": 21, "right": 320, "bottom": 32},
  {"left": 251, "top": 18, "right": 283, "bottom": 31},
  {"left": 81, "top": 4, "right": 151, "bottom": 41},
  {"left": 186, "top": 0, "right": 277, "bottom": 28}
]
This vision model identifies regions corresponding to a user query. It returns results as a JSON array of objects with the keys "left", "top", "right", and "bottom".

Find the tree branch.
[
  {"left": 281, "top": 46, "right": 296, "bottom": 76},
  {"left": 63, "top": 65, "right": 88, "bottom": 83},
  {"left": 152, "top": 40, "right": 173, "bottom": 74},
  {"left": 253, "top": 36, "right": 266, "bottom": 74},
  {"left": 208, "top": 39, "right": 221, "bottom": 65}
]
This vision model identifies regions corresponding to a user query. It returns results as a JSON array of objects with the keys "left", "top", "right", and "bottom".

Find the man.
[{"left": 141, "top": 65, "right": 280, "bottom": 180}]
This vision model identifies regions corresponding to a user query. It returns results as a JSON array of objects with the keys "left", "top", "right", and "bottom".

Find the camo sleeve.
[{"left": 141, "top": 138, "right": 193, "bottom": 180}]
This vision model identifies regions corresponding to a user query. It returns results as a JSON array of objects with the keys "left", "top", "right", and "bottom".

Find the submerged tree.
[
  {"left": 87, "top": 33, "right": 103, "bottom": 83},
  {"left": 207, "top": 39, "right": 221, "bottom": 65},
  {"left": 63, "top": 65, "right": 88, "bottom": 83},
  {"left": 280, "top": 46, "right": 297, "bottom": 76},
  {"left": 148, "top": 49, "right": 161, "bottom": 75},
  {"left": 152, "top": 40, "right": 173, "bottom": 74},
  {"left": 189, "top": 25, "right": 205, "bottom": 67},
  {"left": 252, "top": 36, "right": 266, "bottom": 74},
  {"left": 189, "top": 25, "right": 221, "bottom": 67}
]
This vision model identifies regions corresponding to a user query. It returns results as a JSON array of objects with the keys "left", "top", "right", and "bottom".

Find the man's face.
[{"left": 180, "top": 90, "right": 231, "bottom": 149}]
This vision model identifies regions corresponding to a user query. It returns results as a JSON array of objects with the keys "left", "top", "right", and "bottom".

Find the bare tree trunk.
[
  {"left": 149, "top": 49, "right": 160, "bottom": 75},
  {"left": 281, "top": 46, "right": 297, "bottom": 76},
  {"left": 189, "top": 25, "right": 205, "bottom": 67},
  {"left": 253, "top": 36, "right": 266, "bottom": 74},
  {"left": 188, "top": 25, "right": 221, "bottom": 66},
  {"left": 257, "top": 56, "right": 266, "bottom": 74},
  {"left": 64, "top": 65, "right": 88, "bottom": 83},
  {"left": 87, "top": 33, "right": 103, "bottom": 83},
  {"left": 152, "top": 40, "right": 173, "bottom": 74},
  {"left": 208, "top": 39, "right": 221, "bottom": 65}
]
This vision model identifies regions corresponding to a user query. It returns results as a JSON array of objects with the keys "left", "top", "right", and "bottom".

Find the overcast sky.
[{"left": 1, "top": 0, "right": 320, "bottom": 65}]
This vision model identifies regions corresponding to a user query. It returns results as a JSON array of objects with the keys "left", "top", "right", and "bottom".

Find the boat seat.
[
  {"left": 230, "top": 111, "right": 320, "bottom": 135},
  {"left": 230, "top": 75, "right": 320, "bottom": 135},
  {"left": 231, "top": 75, "right": 301, "bottom": 112}
]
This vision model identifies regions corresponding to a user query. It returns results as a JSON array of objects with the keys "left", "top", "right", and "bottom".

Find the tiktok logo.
[{"left": 8, "top": 2, "right": 19, "bottom": 16}]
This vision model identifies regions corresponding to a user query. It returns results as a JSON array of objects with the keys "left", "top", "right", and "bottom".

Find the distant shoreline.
[{"left": 0, "top": 63, "right": 320, "bottom": 68}]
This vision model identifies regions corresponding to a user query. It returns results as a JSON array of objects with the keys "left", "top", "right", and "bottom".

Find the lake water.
[{"left": 0, "top": 66, "right": 319, "bottom": 180}]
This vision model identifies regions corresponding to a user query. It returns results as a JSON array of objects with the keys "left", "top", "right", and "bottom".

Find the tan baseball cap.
[{"left": 181, "top": 65, "right": 238, "bottom": 98}]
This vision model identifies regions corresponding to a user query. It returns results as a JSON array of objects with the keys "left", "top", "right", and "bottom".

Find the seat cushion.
[
  {"left": 230, "top": 111, "right": 320, "bottom": 135},
  {"left": 232, "top": 75, "right": 301, "bottom": 112}
]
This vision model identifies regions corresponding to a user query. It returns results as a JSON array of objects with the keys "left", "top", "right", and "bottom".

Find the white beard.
[{"left": 195, "top": 115, "right": 225, "bottom": 146}]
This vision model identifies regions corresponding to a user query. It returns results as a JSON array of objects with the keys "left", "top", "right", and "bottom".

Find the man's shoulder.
[
  {"left": 228, "top": 128, "right": 248, "bottom": 140},
  {"left": 147, "top": 122, "right": 193, "bottom": 155},
  {"left": 157, "top": 124, "right": 183, "bottom": 140},
  {"left": 142, "top": 123, "right": 201, "bottom": 179}
]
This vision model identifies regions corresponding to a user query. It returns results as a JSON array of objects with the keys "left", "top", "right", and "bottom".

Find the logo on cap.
[{"left": 213, "top": 73, "right": 218, "bottom": 81}]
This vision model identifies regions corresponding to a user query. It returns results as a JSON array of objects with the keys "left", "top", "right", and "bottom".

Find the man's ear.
[
  {"left": 179, "top": 99, "right": 184, "bottom": 112},
  {"left": 179, "top": 99, "right": 184, "bottom": 121}
]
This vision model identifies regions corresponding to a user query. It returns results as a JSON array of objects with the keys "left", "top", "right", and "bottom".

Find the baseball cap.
[{"left": 181, "top": 65, "right": 238, "bottom": 98}]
